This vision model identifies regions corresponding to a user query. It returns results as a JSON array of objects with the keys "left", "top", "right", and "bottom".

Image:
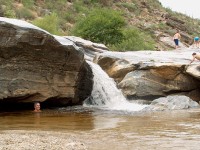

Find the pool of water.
[{"left": 1, "top": 106, "right": 200, "bottom": 150}]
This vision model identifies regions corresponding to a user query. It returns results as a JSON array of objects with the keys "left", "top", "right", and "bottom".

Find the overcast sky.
[{"left": 158, "top": 0, "right": 200, "bottom": 19}]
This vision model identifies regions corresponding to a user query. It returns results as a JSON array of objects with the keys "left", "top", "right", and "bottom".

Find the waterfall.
[{"left": 84, "top": 61, "right": 147, "bottom": 112}]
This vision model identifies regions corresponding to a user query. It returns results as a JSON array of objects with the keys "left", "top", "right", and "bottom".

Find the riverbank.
[{"left": 0, "top": 130, "right": 87, "bottom": 150}]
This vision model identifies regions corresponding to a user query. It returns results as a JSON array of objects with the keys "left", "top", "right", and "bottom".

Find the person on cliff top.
[
  {"left": 33, "top": 102, "right": 41, "bottom": 112},
  {"left": 173, "top": 30, "right": 181, "bottom": 49},
  {"left": 192, "top": 36, "right": 199, "bottom": 48},
  {"left": 189, "top": 53, "right": 200, "bottom": 64}
]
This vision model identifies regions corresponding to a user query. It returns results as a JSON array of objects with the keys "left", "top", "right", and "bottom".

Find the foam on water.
[{"left": 84, "top": 61, "right": 147, "bottom": 112}]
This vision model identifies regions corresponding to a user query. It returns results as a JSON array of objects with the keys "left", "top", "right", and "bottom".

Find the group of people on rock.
[
  {"left": 173, "top": 29, "right": 200, "bottom": 49},
  {"left": 173, "top": 29, "right": 200, "bottom": 64}
]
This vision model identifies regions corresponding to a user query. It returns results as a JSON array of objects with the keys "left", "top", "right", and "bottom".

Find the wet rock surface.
[
  {"left": 144, "top": 95, "right": 199, "bottom": 111},
  {"left": 95, "top": 50, "right": 200, "bottom": 102}
]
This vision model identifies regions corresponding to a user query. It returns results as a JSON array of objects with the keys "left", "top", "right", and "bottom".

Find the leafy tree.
[{"left": 71, "top": 8, "right": 126, "bottom": 45}]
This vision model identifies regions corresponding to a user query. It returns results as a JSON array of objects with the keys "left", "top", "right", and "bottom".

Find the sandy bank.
[{"left": 0, "top": 130, "right": 87, "bottom": 150}]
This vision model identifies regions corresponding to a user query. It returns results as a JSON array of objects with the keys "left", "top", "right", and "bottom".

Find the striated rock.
[
  {"left": 65, "top": 36, "right": 108, "bottom": 61},
  {"left": 180, "top": 32, "right": 193, "bottom": 45},
  {"left": 95, "top": 50, "right": 200, "bottom": 102},
  {"left": 0, "top": 17, "right": 93, "bottom": 106},
  {"left": 118, "top": 69, "right": 198, "bottom": 99},
  {"left": 144, "top": 95, "right": 199, "bottom": 111},
  {"left": 94, "top": 56, "right": 135, "bottom": 82},
  {"left": 165, "top": 14, "right": 185, "bottom": 24}
]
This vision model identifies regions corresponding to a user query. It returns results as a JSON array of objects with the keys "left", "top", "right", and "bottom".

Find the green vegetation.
[
  {"left": 88, "top": 0, "right": 114, "bottom": 6},
  {"left": 71, "top": 8, "right": 126, "bottom": 45},
  {"left": 4, "top": 8, "right": 16, "bottom": 18},
  {"left": 1, "top": 0, "right": 200, "bottom": 51},
  {"left": 0, "top": 0, "right": 15, "bottom": 18},
  {"left": 118, "top": 3, "right": 137, "bottom": 12},
  {"left": 111, "top": 27, "right": 155, "bottom": 51},
  {"left": 16, "top": 7, "right": 35, "bottom": 19},
  {"left": 116, "top": 2, "right": 140, "bottom": 16},
  {"left": 32, "top": 13, "right": 61, "bottom": 35},
  {"left": 21, "top": 0, "right": 34, "bottom": 8},
  {"left": 0, "top": 0, "right": 14, "bottom": 6}
]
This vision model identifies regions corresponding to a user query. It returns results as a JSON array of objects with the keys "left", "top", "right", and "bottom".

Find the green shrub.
[
  {"left": 45, "top": 0, "right": 68, "bottom": 11},
  {"left": 4, "top": 9, "right": 16, "bottom": 18},
  {"left": 32, "top": 13, "right": 61, "bottom": 35},
  {"left": 117, "top": 2, "right": 137, "bottom": 12},
  {"left": 0, "top": 0, "right": 14, "bottom": 5},
  {"left": 110, "top": 27, "right": 155, "bottom": 51},
  {"left": 149, "top": 22, "right": 168, "bottom": 31},
  {"left": 64, "top": 13, "right": 76, "bottom": 23},
  {"left": 22, "top": 0, "right": 34, "bottom": 8},
  {"left": 71, "top": 8, "right": 126, "bottom": 45},
  {"left": 73, "top": 1, "right": 90, "bottom": 13},
  {"left": 116, "top": 2, "right": 141, "bottom": 16},
  {"left": 0, "top": 0, "right": 16, "bottom": 18},
  {"left": 92, "top": 0, "right": 113, "bottom": 6},
  {"left": 16, "top": 7, "right": 35, "bottom": 19}
]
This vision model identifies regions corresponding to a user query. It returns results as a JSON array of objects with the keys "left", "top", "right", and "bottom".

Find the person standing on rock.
[
  {"left": 189, "top": 53, "right": 200, "bottom": 64},
  {"left": 192, "top": 37, "right": 199, "bottom": 48},
  {"left": 173, "top": 30, "right": 181, "bottom": 49}
]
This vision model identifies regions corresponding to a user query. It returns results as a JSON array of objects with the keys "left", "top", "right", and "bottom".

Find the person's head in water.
[{"left": 34, "top": 102, "right": 41, "bottom": 112}]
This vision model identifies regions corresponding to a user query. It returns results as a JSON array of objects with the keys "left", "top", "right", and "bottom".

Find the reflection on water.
[
  {"left": 1, "top": 107, "right": 200, "bottom": 149},
  {"left": 0, "top": 108, "right": 95, "bottom": 131}
]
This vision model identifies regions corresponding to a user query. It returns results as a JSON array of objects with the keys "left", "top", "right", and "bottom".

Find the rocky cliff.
[
  {"left": 0, "top": 17, "right": 93, "bottom": 106},
  {"left": 94, "top": 49, "right": 200, "bottom": 102}
]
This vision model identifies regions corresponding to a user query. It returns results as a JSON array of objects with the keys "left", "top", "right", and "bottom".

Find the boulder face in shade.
[{"left": 0, "top": 17, "right": 93, "bottom": 106}]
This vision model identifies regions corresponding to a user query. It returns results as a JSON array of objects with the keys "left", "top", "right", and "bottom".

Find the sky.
[{"left": 158, "top": 0, "right": 200, "bottom": 19}]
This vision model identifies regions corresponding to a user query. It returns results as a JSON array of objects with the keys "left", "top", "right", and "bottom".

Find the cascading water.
[{"left": 84, "top": 61, "right": 147, "bottom": 112}]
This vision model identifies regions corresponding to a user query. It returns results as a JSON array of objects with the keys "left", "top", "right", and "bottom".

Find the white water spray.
[{"left": 84, "top": 61, "right": 147, "bottom": 112}]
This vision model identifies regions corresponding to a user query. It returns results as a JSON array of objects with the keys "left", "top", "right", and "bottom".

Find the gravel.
[{"left": 0, "top": 130, "right": 87, "bottom": 150}]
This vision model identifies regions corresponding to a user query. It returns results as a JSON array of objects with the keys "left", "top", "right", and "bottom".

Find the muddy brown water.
[{"left": 0, "top": 106, "right": 200, "bottom": 150}]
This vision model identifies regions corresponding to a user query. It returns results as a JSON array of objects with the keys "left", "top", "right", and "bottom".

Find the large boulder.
[
  {"left": 144, "top": 95, "right": 199, "bottom": 111},
  {"left": 95, "top": 50, "right": 200, "bottom": 102},
  {"left": 118, "top": 68, "right": 198, "bottom": 99},
  {"left": 0, "top": 17, "right": 93, "bottom": 106},
  {"left": 65, "top": 36, "right": 108, "bottom": 61}
]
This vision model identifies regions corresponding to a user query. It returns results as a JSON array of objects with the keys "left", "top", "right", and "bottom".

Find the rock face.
[
  {"left": 65, "top": 36, "right": 108, "bottom": 61},
  {"left": 0, "top": 17, "right": 93, "bottom": 106},
  {"left": 186, "top": 65, "right": 200, "bottom": 80},
  {"left": 95, "top": 50, "right": 200, "bottom": 102},
  {"left": 144, "top": 95, "right": 199, "bottom": 111}
]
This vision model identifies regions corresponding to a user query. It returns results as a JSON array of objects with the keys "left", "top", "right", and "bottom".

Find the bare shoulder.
[{"left": 195, "top": 54, "right": 200, "bottom": 60}]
